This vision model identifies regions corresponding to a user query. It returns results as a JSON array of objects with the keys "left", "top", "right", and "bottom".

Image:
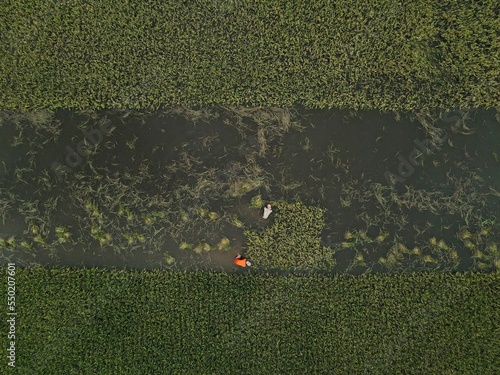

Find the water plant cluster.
[
  {"left": 2, "top": 1, "right": 499, "bottom": 110},
  {"left": 0, "top": 267, "right": 497, "bottom": 374},
  {"left": 334, "top": 156, "right": 500, "bottom": 272},
  {"left": 245, "top": 200, "right": 335, "bottom": 270}
]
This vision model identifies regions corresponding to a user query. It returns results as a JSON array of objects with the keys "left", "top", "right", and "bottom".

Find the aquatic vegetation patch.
[{"left": 245, "top": 201, "right": 335, "bottom": 269}]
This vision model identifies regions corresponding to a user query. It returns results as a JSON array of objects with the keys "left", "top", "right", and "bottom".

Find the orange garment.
[{"left": 234, "top": 257, "right": 247, "bottom": 267}]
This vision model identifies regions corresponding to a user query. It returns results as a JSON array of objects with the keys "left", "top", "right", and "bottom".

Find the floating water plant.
[
  {"left": 437, "top": 240, "right": 448, "bottom": 250},
  {"left": 135, "top": 233, "right": 145, "bottom": 243},
  {"left": 196, "top": 208, "right": 209, "bottom": 218},
  {"left": 33, "top": 236, "right": 46, "bottom": 245},
  {"left": 463, "top": 241, "right": 476, "bottom": 251},
  {"left": 152, "top": 211, "right": 165, "bottom": 219},
  {"left": 459, "top": 229, "right": 473, "bottom": 239},
  {"left": 55, "top": 226, "right": 72, "bottom": 243},
  {"left": 123, "top": 234, "right": 135, "bottom": 245},
  {"left": 164, "top": 253, "right": 175, "bottom": 265},
  {"left": 423, "top": 255, "right": 437, "bottom": 264},
  {"left": 20, "top": 241, "right": 33, "bottom": 250},
  {"left": 228, "top": 177, "right": 263, "bottom": 198},
  {"left": 180, "top": 211, "right": 189, "bottom": 222},
  {"left": 341, "top": 241, "right": 356, "bottom": 249},
  {"left": 250, "top": 194, "right": 264, "bottom": 209},
  {"left": 231, "top": 216, "right": 244, "bottom": 228},
  {"left": 354, "top": 253, "right": 366, "bottom": 266},
  {"left": 344, "top": 231, "right": 355, "bottom": 240},
  {"left": 375, "top": 231, "right": 389, "bottom": 243},
  {"left": 193, "top": 242, "right": 204, "bottom": 254},
  {"left": 480, "top": 227, "right": 491, "bottom": 236},
  {"left": 95, "top": 233, "right": 112, "bottom": 246},
  {"left": 143, "top": 215, "right": 155, "bottom": 225},
  {"left": 476, "top": 262, "right": 490, "bottom": 270},
  {"left": 358, "top": 230, "right": 371, "bottom": 243},
  {"left": 179, "top": 242, "right": 194, "bottom": 250},
  {"left": 208, "top": 212, "right": 219, "bottom": 220}
]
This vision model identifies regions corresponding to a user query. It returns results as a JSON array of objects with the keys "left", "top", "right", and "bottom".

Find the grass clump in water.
[{"left": 245, "top": 200, "right": 335, "bottom": 270}]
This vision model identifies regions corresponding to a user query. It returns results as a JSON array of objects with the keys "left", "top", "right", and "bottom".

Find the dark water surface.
[{"left": 0, "top": 108, "right": 498, "bottom": 273}]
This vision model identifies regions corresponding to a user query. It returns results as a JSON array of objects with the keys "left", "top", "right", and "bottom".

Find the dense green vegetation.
[
  {"left": 245, "top": 200, "right": 335, "bottom": 269},
  {"left": 1, "top": 267, "right": 498, "bottom": 374},
  {"left": 2, "top": 0, "right": 498, "bottom": 110}
]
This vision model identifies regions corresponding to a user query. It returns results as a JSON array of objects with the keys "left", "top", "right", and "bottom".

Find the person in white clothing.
[{"left": 263, "top": 203, "right": 272, "bottom": 219}]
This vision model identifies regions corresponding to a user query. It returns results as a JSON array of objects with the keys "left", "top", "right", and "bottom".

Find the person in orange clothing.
[{"left": 234, "top": 254, "right": 252, "bottom": 267}]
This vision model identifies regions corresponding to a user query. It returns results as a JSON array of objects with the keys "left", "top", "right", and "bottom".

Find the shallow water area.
[{"left": 0, "top": 107, "right": 498, "bottom": 273}]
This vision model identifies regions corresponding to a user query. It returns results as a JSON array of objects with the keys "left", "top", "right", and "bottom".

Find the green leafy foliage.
[
  {"left": 1, "top": 1, "right": 499, "bottom": 109},
  {"left": 0, "top": 268, "right": 498, "bottom": 374},
  {"left": 245, "top": 201, "right": 335, "bottom": 269}
]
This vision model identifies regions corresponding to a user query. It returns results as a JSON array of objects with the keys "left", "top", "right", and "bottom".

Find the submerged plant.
[
  {"left": 227, "top": 174, "right": 264, "bottom": 198},
  {"left": 217, "top": 237, "right": 231, "bottom": 251}
]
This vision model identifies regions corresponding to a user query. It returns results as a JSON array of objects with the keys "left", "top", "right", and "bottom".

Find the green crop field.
[
  {"left": 1, "top": 0, "right": 499, "bottom": 110},
  {"left": 1, "top": 267, "right": 498, "bottom": 374}
]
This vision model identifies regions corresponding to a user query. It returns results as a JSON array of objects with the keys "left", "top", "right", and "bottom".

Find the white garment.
[{"left": 263, "top": 207, "right": 272, "bottom": 219}]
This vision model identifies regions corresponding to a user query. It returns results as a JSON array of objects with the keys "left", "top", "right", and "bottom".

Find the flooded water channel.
[{"left": 0, "top": 107, "right": 499, "bottom": 273}]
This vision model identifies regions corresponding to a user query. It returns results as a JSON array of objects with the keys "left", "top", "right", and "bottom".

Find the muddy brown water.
[{"left": 0, "top": 108, "right": 499, "bottom": 273}]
